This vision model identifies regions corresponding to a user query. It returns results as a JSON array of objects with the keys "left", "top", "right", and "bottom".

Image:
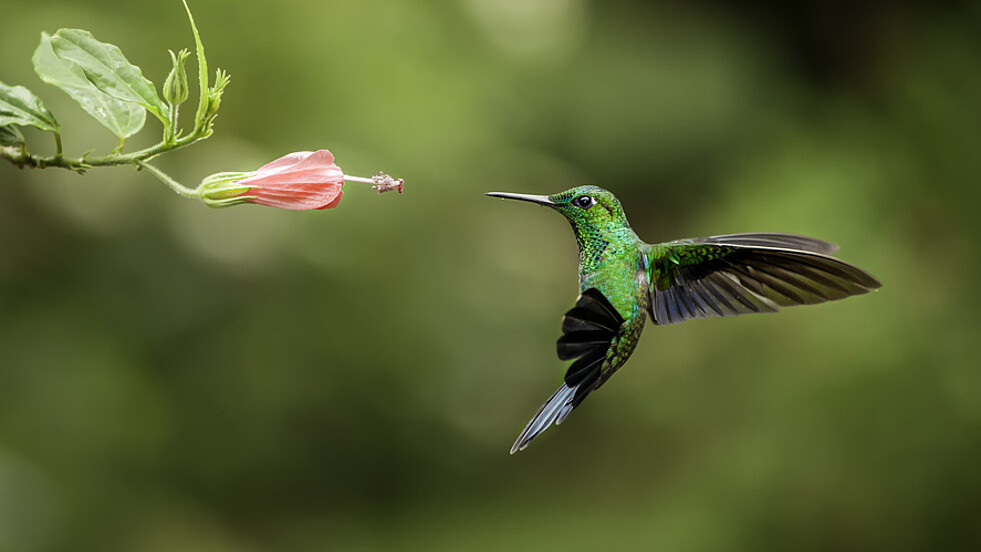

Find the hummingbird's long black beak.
[{"left": 485, "top": 192, "right": 555, "bottom": 206}]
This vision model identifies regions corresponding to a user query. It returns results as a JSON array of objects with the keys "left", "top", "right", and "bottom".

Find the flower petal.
[
  {"left": 254, "top": 149, "right": 336, "bottom": 175},
  {"left": 315, "top": 190, "right": 344, "bottom": 210},
  {"left": 248, "top": 183, "right": 343, "bottom": 210},
  {"left": 254, "top": 150, "right": 314, "bottom": 173}
]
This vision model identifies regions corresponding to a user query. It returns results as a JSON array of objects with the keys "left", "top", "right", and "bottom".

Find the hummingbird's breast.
[
  {"left": 578, "top": 242, "right": 649, "bottom": 385},
  {"left": 578, "top": 238, "right": 649, "bottom": 326}
]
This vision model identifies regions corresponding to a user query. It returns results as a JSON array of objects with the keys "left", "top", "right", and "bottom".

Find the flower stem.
[
  {"left": 135, "top": 159, "right": 198, "bottom": 198},
  {"left": 167, "top": 103, "right": 180, "bottom": 143}
]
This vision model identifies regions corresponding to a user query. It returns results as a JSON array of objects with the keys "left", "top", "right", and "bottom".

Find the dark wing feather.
[
  {"left": 686, "top": 232, "right": 839, "bottom": 256},
  {"left": 648, "top": 238, "right": 881, "bottom": 326},
  {"left": 511, "top": 288, "right": 624, "bottom": 454}
]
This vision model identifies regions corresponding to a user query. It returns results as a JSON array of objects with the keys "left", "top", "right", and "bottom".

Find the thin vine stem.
[{"left": 134, "top": 159, "right": 198, "bottom": 198}]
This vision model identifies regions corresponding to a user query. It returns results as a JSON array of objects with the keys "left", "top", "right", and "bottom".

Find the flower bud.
[
  {"left": 203, "top": 69, "right": 230, "bottom": 125},
  {"left": 194, "top": 149, "right": 403, "bottom": 210},
  {"left": 197, "top": 150, "right": 344, "bottom": 210},
  {"left": 163, "top": 49, "right": 190, "bottom": 106}
]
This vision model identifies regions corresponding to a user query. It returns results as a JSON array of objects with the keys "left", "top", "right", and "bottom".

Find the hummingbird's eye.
[{"left": 573, "top": 195, "right": 596, "bottom": 209}]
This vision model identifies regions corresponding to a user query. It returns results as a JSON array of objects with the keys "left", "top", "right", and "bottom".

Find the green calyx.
[{"left": 196, "top": 170, "right": 257, "bottom": 207}]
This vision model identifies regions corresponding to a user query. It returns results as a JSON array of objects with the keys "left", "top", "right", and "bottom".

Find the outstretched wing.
[
  {"left": 511, "top": 288, "right": 624, "bottom": 454},
  {"left": 687, "top": 232, "right": 839, "bottom": 256},
  {"left": 647, "top": 233, "right": 881, "bottom": 326}
]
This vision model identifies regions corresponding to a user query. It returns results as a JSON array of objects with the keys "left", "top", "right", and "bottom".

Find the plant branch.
[{"left": 1, "top": 125, "right": 208, "bottom": 172}]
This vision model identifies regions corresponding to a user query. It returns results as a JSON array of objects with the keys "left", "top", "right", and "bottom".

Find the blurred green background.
[{"left": 2, "top": 1, "right": 980, "bottom": 551}]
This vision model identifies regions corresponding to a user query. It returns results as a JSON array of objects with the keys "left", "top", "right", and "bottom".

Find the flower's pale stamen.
[{"left": 344, "top": 172, "right": 404, "bottom": 194}]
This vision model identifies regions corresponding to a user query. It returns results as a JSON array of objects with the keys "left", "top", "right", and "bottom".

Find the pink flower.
[
  {"left": 196, "top": 149, "right": 403, "bottom": 209},
  {"left": 234, "top": 149, "right": 344, "bottom": 210}
]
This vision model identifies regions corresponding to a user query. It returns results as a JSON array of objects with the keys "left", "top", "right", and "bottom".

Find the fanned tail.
[{"left": 510, "top": 289, "right": 624, "bottom": 454}]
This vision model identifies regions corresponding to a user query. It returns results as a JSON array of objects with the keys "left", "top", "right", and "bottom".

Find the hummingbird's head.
[{"left": 486, "top": 185, "right": 631, "bottom": 238}]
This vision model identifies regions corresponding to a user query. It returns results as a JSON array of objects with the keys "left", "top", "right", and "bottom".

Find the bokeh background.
[{"left": 2, "top": 1, "right": 980, "bottom": 550}]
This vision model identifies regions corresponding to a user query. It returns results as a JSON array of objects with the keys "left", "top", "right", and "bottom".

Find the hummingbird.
[{"left": 486, "top": 185, "right": 881, "bottom": 454}]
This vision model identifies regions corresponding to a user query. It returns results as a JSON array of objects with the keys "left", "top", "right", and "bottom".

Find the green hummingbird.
[{"left": 486, "top": 186, "right": 881, "bottom": 454}]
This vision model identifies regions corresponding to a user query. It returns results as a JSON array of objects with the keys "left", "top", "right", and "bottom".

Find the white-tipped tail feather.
[{"left": 510, "top": 383, "right": 579, "bottom": 454}]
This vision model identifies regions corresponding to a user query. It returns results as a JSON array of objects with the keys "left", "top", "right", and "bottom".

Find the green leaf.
[
  {"left": 0, "top": 124, "right": 25, "bottom": 146},
  {"left": 49, "top": 28, "right": 169, "bottom": 124},
  {"left": 33, "top": 32, "right": 145, "bottom": 139},
  {"left": 0, "top": 80, "right": 60, "bottom": 132},
  {"left": 181, "top": 0, "right": 210, "bottom": 130}
]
